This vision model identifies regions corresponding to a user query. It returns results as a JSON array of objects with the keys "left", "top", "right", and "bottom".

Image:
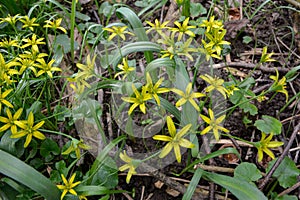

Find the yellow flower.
[
  {"left": 153, "top": 116, "right": 194, "bottom": 163},
  {"left": 22, "top": 34, "right": 46, "bottom": 52},
  {"left": 145, "top": 72, "right": 169, "bottom": 106},
  {"left": 34, "top": 58, "right": 61, "bottom": 78},
  {"left": 0, "top": 38, "right": 19, "bottom": 48},
  {"left": 103, "top": 26, "right": 134, "bottom": 41},
  {"left": 43, "top": 18, "right": 67, "bottom": 33},
  {"left": 146, "top": 19, "right": 170, "bottom": 35},
  {"left": 0, "top": 88, "right": 14, "bottom": 112},
  {"left": 254, "top": 132, "right": 283, "bottom": 162},
  {"left": 200, "top": 109, "right": 229, "bottom": 141},
  {"left": 57, "top": 173, "right": 81, "bottom": 200},
  {"left": 62, "top": 139, "right": 90, "bottom": 159},
  {"left": 121, "top": 84, "right": 152, "bottom": 115},
  {"left": 199, "top": 40, "right": 221, "bottom": 61},
  {"left": 171, "top": 82, "right": 205, "bottom": 111},
  {"left": 269, "top": 69, "right": 288, "bottom": 102},
  {"left": 225, "top": 84, "right": 239, "bottom": 96},
  {"left": 177, "top": 37, "right": 198, "bottom": 61},
  {"left": 200, "top": 74, "right": 228, "bottom": 98},
  {"left": 114, "top": 57, "right": 135, "bottom": 80},
  {"left": 19, "top": 16, "right": 39, "bottom": 31},
  {"left": 161, "top": 46, "right": 176, "bottom": 60},
  {"left": 11, "top": 112, "right": 45, "bottom": 148},
  {"left": 16, "top": 57, "right": 35, "bottom": 74},
  {"left": 171, "top": 17, "right": 196, "bottom": 41},
  {"left": 199, "top": 16, "right": 223, "bottom": 33},
  {"left": 0, "top": 53, "right": 20, "bottom": 85},
  {"left": 205, "top": 28, "right": 230, "bottom": 56},
  {"left": 19, "top": 49, "right": 48, "bottom": 62},
  {"left": 0, "top": 14, "right": 20, "bottom": 26},
  {"left": 67, "top": 76, "right": 91, "bottom": 94},
  {"left": 76, "top": 54, "right": 96, "bottom": 80},
  {"left": 260, "top": 46, "right": 276, "bottom": 63},
  {"left": 0, "top": 108, "right": 23, "bottom": 135},
  {"left": 119, "top": 151, "right": 140, "bottom": 184}
]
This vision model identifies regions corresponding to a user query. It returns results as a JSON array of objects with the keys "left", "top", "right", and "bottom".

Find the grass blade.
[
  {"left": 116, "top": 7, "right": 153, "bottom": 63},
  {"left": 0, "top": 150, "right": 61, "bottom": 199},
  {"left": 182, "top": 168, "right": 203, "bottom": 200}
]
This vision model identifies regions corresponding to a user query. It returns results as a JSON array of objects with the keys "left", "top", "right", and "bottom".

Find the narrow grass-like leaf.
[
  {"left": 182, "top": 168, "right": 203, "bottom": 200},
  {"left": 111, "top": 41, "right": 161, "bottom": 68},
  {"left": 145, "top": 58, "right": 175, "bottom": 73},
  {"left": 0, "top": 150, "right": 61, "bottom": 199},
  {"left": 70, "top": 0, "right": 76, "bottom": 63},
  {"left": 160, "top": 97, "right": 181, "bottom": 121},
  {"left": 179, "top": 148, "right": 241, "bottom": 175},
  {"left": 77, "top": 185, "right": 125, "bottom": 196},
  {"left": 0, "top": 0, "right": 23, "bottom": 15},
  {"left": 116, "top": 7, "right": 153, "bottom": 62},
  {"left": 203, "top": 171, "right": 267, "bottom": 200}
]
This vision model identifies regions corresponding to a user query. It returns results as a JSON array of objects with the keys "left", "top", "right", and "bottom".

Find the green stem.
[{"left": 70, "top": 0, "right": 76, "bottom": 64}]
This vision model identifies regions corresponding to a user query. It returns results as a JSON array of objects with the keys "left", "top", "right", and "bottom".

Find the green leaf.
[
  {"left": 239, "top": 102, "right": 258, "bottom": 116},
  {"left": 199, "top": 147, "right": 241, "bottom": 162},
  {"left": 203, "top": 172, "right": 267, "bottom": 200},
  {"left": 116, "top": 7, "right": 153, "bottom": 62},
  {"left": 86, "top": 135, "right": 126, "bottom": 184},
  {"left": 182, "top": 168, "right": 203, "bottom": 200},
  {"left": 75, "top": 11, "right": 90, "bottom": 21},
  {"left": 91, "top": 157, "right": 118, "bottom": 188},
  {"left": 40, "top": 138, "right": 60, "bottom": 162},
  {"left": 190, "top": 3, "right": 206, "bottom": 17},
  {"left": 234, "top": 162, "right": 262, "bottom": 182},
  {"left": 76, "top": 185, "right": 124, "bottom": 196},
  {"left": 99, "top": 2, "right": 115, "bottom": 17},
  {"left": 53, "top": 34, "right": 79, "bottom": 53},
  {"left": 243, "top": 36, "right": 253, "bottom": 44},
  {"left": 254, "top": 115, "right": 282, "bottom": 135},
  {"left": 0, "top": 131, "right": 24, "bottom": 157},
  {"left": 275, "top": 195, "right": 298, "bottom": 200},
  {"left": 266, "top": 157, "right": 300, "bottom": 188},
  {"left": 55, "top": 160, "right": 68, "bottom": 176},
  {"left": 0, "top": 150, "right": 61, "bottom": 199},
  {"left": 285, "top": 65, "right": 300, "bottom": 82}
]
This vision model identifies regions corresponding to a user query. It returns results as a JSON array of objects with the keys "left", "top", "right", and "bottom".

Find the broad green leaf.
[
  {"left": 40, "top": 138, "right": 60, "bottom": 162},
  {"left": 0, "top": 131, "right": 24, "bottom": 157},
  {"left": 240, "top": 101, "right": 258, "bottom": 116},
  {"left": 91, "top": 157, "right": 118, "bottom": 188},
  {"left": 0, "top": 150, "right": 61, "bottom": 199},
  {"left": 254, "top": 115, "right": 282, "bottom": 135},
  {"left": 243, "top": 36, "right": 253, "bottom": 44},
  {"left": 75, "top": 11, "right": 90, "bottom": 21},
  {"left": 99, "top": 2, "right": 115, "bottom": 17},
  {"left": 190, "top": 2, "right": 206, "bottom": 17},
  {"left": 182, "top": 168, "right": 203, "bottom": 200},
  {"left": 239, "top": 77, "right": 255, "bottom": 89},
  {"left": 266, "top": 157, "right": 300, "bottom": 188},
  {"left": 234, "top": 162, "right": 262, "bottom": 182},
  {"left": 55, "top": 160, "right": 68, "bottom": 176},
  {"left": 204, "top": 172, "right": 267, "bottom": 200},
  {"left": 86, "top": 135, "right": 126, "bottom": 184},
  {"left": 53, "top": 34, "right": 79, "bottom": 53}
]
